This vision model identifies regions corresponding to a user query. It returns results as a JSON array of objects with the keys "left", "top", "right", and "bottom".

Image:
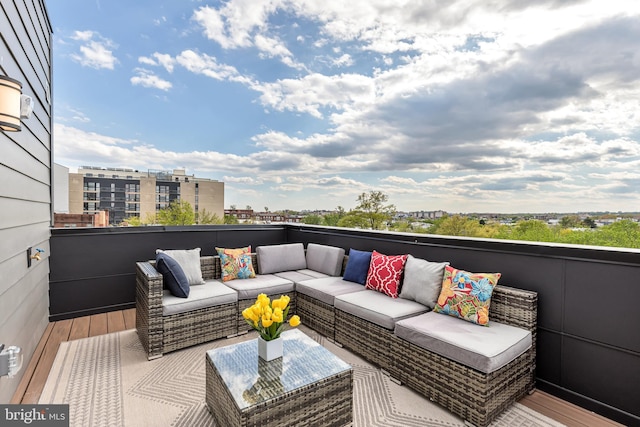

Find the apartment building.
[{"left": 69, "top": 167, "right": 224, "bottom": 225}]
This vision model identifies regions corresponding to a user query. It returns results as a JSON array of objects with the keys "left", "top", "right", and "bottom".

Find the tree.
[
  {"left": 230, "top": 204, "right": 237, "bottom": 210},
  {"left": 505, "top": 219, "right": 556, "bottom": 242},
  {"left": 224, "top": 214, "right": 239, "bottom": 224},
  {"left": 302, "top": 214, "right": 323, "bottom": 225},
  {"left": 156, "top": 200, "right": 195, "bottom": 225},
  {"left": 560, "top": 215, "right": 582, "bottom": 228},
  {"left": 337, "top": 213, "right": 369, "bottom": 229},
  {"left": 323, "top": 206, "right": 346, "bottom": 226},
  {"left": 197, "top": 209, "right": 223, "bottom": 224},
  {"left": 121, "top": 215, "right": 143, "bottom": 226},
  {"left": 353, "top": 191, "right": 396, "bottom": 230},
  {"left": 430, "top": 215, "right": 482, "bottom": 237}
]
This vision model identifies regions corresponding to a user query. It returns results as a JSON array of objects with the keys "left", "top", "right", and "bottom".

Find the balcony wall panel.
[
  {"left": 49, "top": 226, "right": 287, "bottom": 319},
  {"left": 561, "top": 336, "right": 639, "bottom": 422},
  {"left": 564, "top": 261, "right": 640, "bottom": 353}
]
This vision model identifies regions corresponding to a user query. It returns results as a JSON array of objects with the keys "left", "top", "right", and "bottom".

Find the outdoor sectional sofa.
[{"left": 135, "top": 242, "right": 537, "bottom": 427}]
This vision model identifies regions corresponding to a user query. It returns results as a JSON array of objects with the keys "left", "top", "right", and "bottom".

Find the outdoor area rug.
[{"left": 40, "top": 326, "right": 564, "bottom": 427}]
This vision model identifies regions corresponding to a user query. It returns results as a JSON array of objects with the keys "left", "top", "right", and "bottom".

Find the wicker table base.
[{"left": 206, "top": 329, "right": 352, "bottom": 427}]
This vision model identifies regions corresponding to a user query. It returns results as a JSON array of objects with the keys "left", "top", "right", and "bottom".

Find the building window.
[
  {"left": 125, "top": 183, "right": 140, "bottom": 193},
  {"left": 83, "top": 182, "right": 100, "bottom": 191}
]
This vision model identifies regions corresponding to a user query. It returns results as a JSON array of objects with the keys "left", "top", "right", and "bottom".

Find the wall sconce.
[
  {"left": 0, "top": 75, "right": 33, "bottom": 132},
  {"left": 0, "top": 344, "right": 23, "bottom": 378}
]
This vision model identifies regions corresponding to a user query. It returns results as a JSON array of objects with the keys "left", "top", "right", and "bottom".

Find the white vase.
[{"left": 258, "top": 336, "right": 283, "bottom": 361}]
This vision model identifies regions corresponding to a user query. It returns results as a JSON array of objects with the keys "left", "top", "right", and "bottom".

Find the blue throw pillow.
[
  {"left": 156, "top": 253, "right": 190, "bottom": 298},
  {"left": 343, "top": 249, "right": 373, "bottom": 285}
]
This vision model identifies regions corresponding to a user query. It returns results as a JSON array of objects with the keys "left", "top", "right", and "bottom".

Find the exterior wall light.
[
  {"left": 0, "top": 75, "right": 33, "bottom": 132},
  {"left": 0, "top": 344, "right": 23, "bottom": 378}
]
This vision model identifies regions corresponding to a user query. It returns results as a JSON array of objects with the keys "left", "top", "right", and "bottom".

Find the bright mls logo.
[{"left": 1, "top": 405, "right": 68, "bottom": 426}]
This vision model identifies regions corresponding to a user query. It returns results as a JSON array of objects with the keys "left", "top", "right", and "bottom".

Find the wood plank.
[
  {"left": 20, "top": 319, "right": 72, "bottom": 404},
  {"left": 10, "top": 322, "right": 54, "bottom": 404},
  {"left": 520, "top": 390, "right": 625, "bottom": 427},
  {"left": 68, "top": 315, "right": 90, "bottom": 341},
  {"left": 123, "top": 308, "right": 136, "bottom": 330},
  {"left": 89, "top": 313, "right": 108, "bottom": 336},
  {"left": 107, "top": 310, "right": 126, "bottom": 333}
]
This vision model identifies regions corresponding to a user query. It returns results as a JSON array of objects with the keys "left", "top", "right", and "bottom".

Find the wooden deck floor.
[{"left": 11, "top": 309, "right": 622, "bottom": 427}]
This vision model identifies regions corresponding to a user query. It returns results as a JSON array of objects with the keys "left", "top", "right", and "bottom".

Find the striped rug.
[{"left": 40, "top": 326, "right": 564, "bottom": 427}]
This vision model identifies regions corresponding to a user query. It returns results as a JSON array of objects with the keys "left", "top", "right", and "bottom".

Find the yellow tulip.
[
  {"left": 271, "top": 299, "right": 281, "bottom": 310},
  {"left": 248, "top": 311, "right": 259, "bottom": 323},
  {"left": 262, "top": 315, "right": 273, "bottom": 328},
  {"left": 241, "top": 307, "right": 252, "bottom": 320},
  {"left": 289, "top": 315, "right": 301, "bottom": 327},
  {"left": 272, "top": 307, "right": 283, "bottom": 323},
  {"left": 250, "top": 303, "right": 261, "bottom": 316},
  {"left": 257, "top": 293, "right": 270, "bottom": 308},
  {"left": 280, "top": 295, "right": 290, "bottom": 308}
]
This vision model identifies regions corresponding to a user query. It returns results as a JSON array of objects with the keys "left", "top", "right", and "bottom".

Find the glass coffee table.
[{"left": 206, "top": 328, "right": 353, "bottom": 427}]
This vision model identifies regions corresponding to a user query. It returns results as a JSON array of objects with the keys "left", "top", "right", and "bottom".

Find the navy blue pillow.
[
  {"left": 156, "top": 253, "right": 190, "bottom": 298},
  {"left": 343, "top": 249, "right": 372, "bottom": 285}
]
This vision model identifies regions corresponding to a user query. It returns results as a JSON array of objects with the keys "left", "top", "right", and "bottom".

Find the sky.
[{"left": 49, "top": 0, "right": 640, "bottom": 213}]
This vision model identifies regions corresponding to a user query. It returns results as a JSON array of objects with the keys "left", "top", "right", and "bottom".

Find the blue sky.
[{"left": 49, "top": 0, "right": 640, "bottom": 213}]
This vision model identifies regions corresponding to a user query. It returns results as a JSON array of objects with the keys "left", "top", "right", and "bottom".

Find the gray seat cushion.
[
  {"left": 394, "top": 311, "right": 532, "bottom": 374},
  {"left": 296, "top": 276, "right": 368, "bottom": 305},
  {"left": 306, "top": 243, "right": 346, "bottom": 276},
  {"left": 274, "top": 270, "right": 328, "bottom": 283},
  {"left": 222, "top": 274, "right": 295, "bottom": 299},
  {"left": 257, "top": 243, "right": 306, "bottom": 274},
  {"left": 162, "top": 280, "right": 237, "bottom": 316},
  {"left": 334, "top": 290, "right": 428, "bottom": 330}
]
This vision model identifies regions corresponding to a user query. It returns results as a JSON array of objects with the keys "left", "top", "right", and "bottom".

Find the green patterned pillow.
[{"left": 433, "top": 265, "right": 501, "bottom": 326}]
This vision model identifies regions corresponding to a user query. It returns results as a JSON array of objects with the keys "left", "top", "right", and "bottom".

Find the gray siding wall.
[{"left": 0, "top": 0, "right": 52, "bottom": 402}]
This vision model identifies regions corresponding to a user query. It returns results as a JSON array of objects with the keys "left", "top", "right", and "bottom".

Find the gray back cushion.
[
  {"left": 257, "top": 243, "right": 306, "bottom": 274},
  {"left": 399, "top": 254, "right": 449, "bottom": 309},
  {"left": 156, "top": 248, "right": 205, "bottom": 285},
  {"left": 306, "top": 243, "right": 345, "bottom": 276}
]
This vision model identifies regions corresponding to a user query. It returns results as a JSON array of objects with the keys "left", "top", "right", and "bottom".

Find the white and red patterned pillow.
[{"left": 365, "top": 250, "right": 408, "bottom": 298}]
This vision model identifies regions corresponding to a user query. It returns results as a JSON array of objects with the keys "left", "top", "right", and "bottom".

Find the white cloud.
[
  {"left": 254, "top": 73, "right": 375, "bottom": 118},
  {"left": 69, "top": 31, "right": 118, "bottom": 70},
  {"left": 175, "top": 49, "right": 248, "bottom": 83},
  {"left": 130, "top": 69, "right": 172, "bottom": 91}
]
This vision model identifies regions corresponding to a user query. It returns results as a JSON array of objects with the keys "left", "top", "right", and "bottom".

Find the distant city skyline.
[{"left": 50, "top": 1, "right": 640, "bottom": 213}]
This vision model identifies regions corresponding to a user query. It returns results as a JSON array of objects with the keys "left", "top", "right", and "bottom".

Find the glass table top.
[{"left": 207, "top": 329, "right": 352, "bottom": 410}]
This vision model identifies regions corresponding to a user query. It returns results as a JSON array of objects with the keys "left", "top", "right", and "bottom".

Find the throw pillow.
[
  {"left": 155, "top": 248, "right": 205, "bottom": 286},
  {"left": 433, "top": 265, "right": 501, "bottom": 326},
  {"left": 156, "top": 253, "right": 190, "bottom": 298},
  {"left": 342, "top": 249, "right": 372, "bottom": 285},
  {"left": 215, "top": 246, "right": 256, "bottom": 282},
  {"left": 365, "top": 250, "right": 408, "bottom": 298},
  {"left": 399, "top": 255, "right": 450, "bottom": 308}
]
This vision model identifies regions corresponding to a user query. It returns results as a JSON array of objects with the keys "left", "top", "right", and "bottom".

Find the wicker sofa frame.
[
  {"left": 332, "top": 284, "right": 537, "bottom": 427},
  {"left": 136, "top": 246, "right": 537, "bottom": 426},
  {"left": 136, "top": 253, "right": 295, "bottom": 359}
]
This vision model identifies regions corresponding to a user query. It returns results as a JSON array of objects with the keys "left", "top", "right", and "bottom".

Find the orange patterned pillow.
[
  {"left": 215, "top": 246, "right": 256, "bottom": 282},
  {"left": 433, "top": 265, "right": 501, "bottom": 326}
]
